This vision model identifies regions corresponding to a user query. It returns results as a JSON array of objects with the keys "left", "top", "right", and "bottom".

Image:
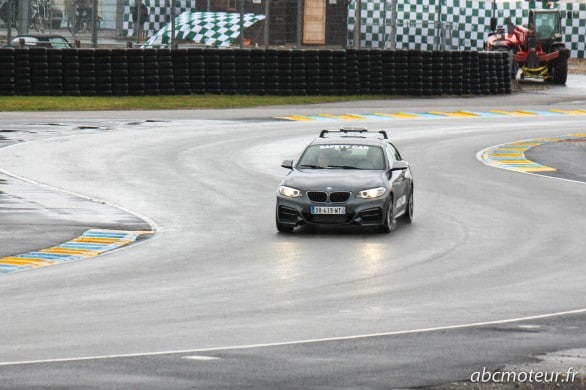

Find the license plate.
[{"left": 311, "top": 206, "right": 346, "bottom": 215}]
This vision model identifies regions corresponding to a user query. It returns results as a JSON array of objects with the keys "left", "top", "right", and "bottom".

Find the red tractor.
[{"left": 485, "top": 6, "right": 571, "bottom": 84}]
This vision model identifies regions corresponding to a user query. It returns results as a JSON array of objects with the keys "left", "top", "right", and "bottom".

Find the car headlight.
[
  {"left": 357, "top": 187, "right": 386, "bottom": 199},
  {"left": 279, "top": 185, "right": 302, "bottom": 198}
]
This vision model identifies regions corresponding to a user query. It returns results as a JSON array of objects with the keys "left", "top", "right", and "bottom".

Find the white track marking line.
[{"left": 1, "top": 307, "right": 585, "bottom": 367}]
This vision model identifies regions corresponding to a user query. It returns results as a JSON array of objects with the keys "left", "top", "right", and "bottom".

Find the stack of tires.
[
  {"left": 291, "top": 49, "right": 306, "bottom": 95},
  {"left": 264, "top": 49, "right": 279, "bottom": 95},
  {"left": 394, "top": 50, "right": 409, "bottom": 95},
  {"left": 47, "top": 49, "right": 64, "bottom": 96},
  {"left": 235, "top": 49, "right": 252, "bottom": 95},
  {"left": 157, "top": 48, "right": 175, "bottom": 95},
  {"left": 304, "top": 50, "right": 320, "bottom": 95},
  {"left": 430, "top": 51, "right": 444, "bottom": 96},
  {"left": 95, "top": 49, "right": 113, "bottom": 96},
  {"left": 451, "top": 51, "right": 464, "bottom": 95},
  {"left": 144, "top": 48, "right": 161, "bottom": 95},
  {"left": 345, "top": 49, "right": 360, "bottom": 95},
  {"left": 29, "top": 47, "right": 49, "bottom": 96},
  {"left": 127, "top": 49, "right": 145, "bottom": 96},
  {"left": 369, "top": 49, "right": 383, "bottom": 95},
  {"left": 188, "top": 48, "right": 206, "bottom": 94},
  {"left": 172, "top": 48, "right": 191, "bottom": 94},
  {"left": 318, "top": 49, "right": 333, "bottom": 95},
  {"left": 219, "top": 48, "right": 237, "bottom": 95},
  {"left": 250, "top": 49, "right": 265, "bottom": 95},
  {"left": 407, "top": 50, "right": 423, "bottom": 96},
  {"left": 204, "top": 48, "right": 221, "bottom": 94},
  {"left": 478, "top": 52, "right": 491, "bottom": 95},
  {"left": 356, "top": 49, "right": 371, "bottom": 94},
  {"left": 419, "top": 50, "right": 434, "bottom": 96},
  {"left": 332, "top": 50, "right": 346, "bottom": 95},
  {"left": 0, "top": 48, "right": 16, "bottom": 96},
  {"left": 277, "top": 49, "right": 292, "bottom": 95},
  {"left": 496, "top": 51, "right": 511, "bottom": 94},
  {"left": 381, "top": 50, "right": 396, "bottom": 95},
  {"left": 465, "top": 50, "right": 481, "bottom": 95},
  {"left": 78, "top": 49, "right": 96, "bottom": 96},
  {"left": 111, "top": 49, "right": 129, "bottom": 96},
  {"left": 61, "top": 48, "right": 80, "bottom": 96}
]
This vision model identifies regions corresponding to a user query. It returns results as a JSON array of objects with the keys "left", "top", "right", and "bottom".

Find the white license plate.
[{"left": 311, "top": 206, "right": 346, "bottom": 215}]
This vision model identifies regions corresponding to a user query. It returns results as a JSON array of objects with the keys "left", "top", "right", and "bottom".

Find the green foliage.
[{"left": 0, "top": 95, "right": 396, "bottom": 112}]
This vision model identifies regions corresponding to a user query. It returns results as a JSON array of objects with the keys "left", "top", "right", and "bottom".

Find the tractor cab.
[{"left": 529, "top": 10, "right": 563, "bottom": 47}]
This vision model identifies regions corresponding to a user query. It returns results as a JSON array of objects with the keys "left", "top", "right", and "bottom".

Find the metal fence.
[{"left": 1, "top": 0, "right": 585, "bottom": 57}]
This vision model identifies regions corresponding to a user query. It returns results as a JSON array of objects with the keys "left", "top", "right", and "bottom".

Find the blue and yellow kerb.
[
  {"left": 479, "top": 133, "right": 586, "bottom": 173},
  {"left": 276, "top": 108, "right": 586, "bottom": 121},
  {"left": 0, "top": 229, "right": 152, "bottom": 274}
]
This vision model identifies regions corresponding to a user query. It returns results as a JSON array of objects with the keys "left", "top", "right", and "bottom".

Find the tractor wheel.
[{"left": 551, "top": 57, "right": 568, "bottom": 85}]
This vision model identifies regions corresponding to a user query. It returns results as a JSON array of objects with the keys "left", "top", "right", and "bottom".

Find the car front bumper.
[{"left": 276, "top": 195, "right": 390, "bottom": 228}]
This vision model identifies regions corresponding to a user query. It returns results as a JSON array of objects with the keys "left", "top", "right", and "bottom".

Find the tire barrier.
[{"left": 0, "top": 48, "right": 512, "bottom": 96}]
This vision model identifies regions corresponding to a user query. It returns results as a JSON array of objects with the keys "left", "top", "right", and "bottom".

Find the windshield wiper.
[
  {"left": 298, "top": 164, "right": 325, "bottom": 169},
  {"left": 328, "top": 165, "right": 362, "bottom": 170}
]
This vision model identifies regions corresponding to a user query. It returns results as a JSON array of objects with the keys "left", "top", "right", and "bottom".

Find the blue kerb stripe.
[
  {"left": 475, "top": 112, "right": 508, "bottom": 117},
  {"left": 501, "top": 164, "right": 542, "bottom": 167},
  {"left": 417, "top": 113, "right": 447, "bottom": 119},
  {"left": 0, "top": 265, "right": 25, "bottom": 272},
  {"left": 14, "top": 252, "right": 83, "bottom": 260},
  {"left": 363, "top": 114, "right": 394, "bottom": 120},
  {"left": 82, "top": 232, "right": 128, "bottom": 238},
  {"left": 533, "top": 110, "right": 564, "bottom": 116},
  {"left": 60, "top": 243, "right": 109, "bottom": 251}
]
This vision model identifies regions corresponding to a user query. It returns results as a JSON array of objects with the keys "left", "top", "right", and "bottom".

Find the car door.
[{"left": 386, "top": 142, "right": 410, "bottom": 214}]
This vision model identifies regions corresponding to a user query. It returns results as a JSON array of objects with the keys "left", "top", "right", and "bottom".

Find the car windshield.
[
  {"left": 47, "top": 37, "right": 71, "bottom": 48},
  {"left": 297, "top": 144, "right": 385, "bottom": 170}
]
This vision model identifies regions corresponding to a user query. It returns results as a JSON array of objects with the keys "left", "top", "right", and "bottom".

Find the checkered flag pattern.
[
  {"left": 349, "top": 0, "right": 586, "bottom": 58},
  {"left": 145, "top": 11, "right": 265, "bottom": 47},
  {"left": 123, "top": 0, "right": 194, "bottom": 40}
]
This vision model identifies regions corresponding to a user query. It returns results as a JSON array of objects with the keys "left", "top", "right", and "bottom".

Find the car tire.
[
  {"left": 398, "top": 188, "right": 414, "bottom": 224},
  {"left": 379, "top": 197, "right": 395, "bottom": 233}
]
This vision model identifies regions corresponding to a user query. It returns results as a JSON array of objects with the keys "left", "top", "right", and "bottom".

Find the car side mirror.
[
  {"left": 281, "top": 159, "right": 294, "bottom": 169},
  {"left": 390, "top": 160, "right": 409, "bottom": 171}
]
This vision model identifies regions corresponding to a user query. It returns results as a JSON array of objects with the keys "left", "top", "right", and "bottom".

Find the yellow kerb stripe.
[{"left": 0, "top": 258, "right": 56, "bottom": 267}]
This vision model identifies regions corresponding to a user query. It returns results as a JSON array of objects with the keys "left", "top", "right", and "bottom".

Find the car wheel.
[
  {"left": 398, "top": 188, "right": 414, "bottom": 224},
  {"left": 379, "top": 197, "right": 395, "bottom": 233}
]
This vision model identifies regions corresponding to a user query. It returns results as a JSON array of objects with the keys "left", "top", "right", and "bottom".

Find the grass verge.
[{"left": 0, "top": 95, "right": 396, "bottom": 112}]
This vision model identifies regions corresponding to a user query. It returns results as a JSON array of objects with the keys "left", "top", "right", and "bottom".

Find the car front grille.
[
  {"left": 329, "top": 192, "right": 351, "bottom": 203},
  {"left": 306, "top": 191, "right": 351, "bottom": 203}
]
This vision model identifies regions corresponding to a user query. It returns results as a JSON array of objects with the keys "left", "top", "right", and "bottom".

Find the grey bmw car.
[{"left": 276, "top": 127, "right": 414, "bottom": 233}]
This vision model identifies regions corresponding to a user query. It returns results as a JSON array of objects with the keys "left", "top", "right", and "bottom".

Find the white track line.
[{"left": 1, "top": 307, "right": 585, "bottom": 366}]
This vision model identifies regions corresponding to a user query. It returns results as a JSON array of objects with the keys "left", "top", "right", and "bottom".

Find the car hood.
[{"left": 282, "top": 169, "right": 386, "bottom": 191}]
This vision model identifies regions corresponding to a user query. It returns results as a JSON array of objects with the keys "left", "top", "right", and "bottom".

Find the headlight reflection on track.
[{"left": 356, "top": 242, "right": 387, "bottom": 279}]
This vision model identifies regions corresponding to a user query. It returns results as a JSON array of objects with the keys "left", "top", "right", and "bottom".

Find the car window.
[
  {"left": 297, "top": 144, "right": 385, "bottom": 170},
  {"left": 47, "top": 37, "right": 71, "bottom": 48},
  {"left": 386, "top": 143, "right": 402, "bottom": 162}
]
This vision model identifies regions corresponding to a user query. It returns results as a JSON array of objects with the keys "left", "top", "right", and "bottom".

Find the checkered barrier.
[
  {"left": 349, "top": 0, "right": 586, "bottom": 58},
  {"left": 0, "top": 47, "right": 512, "bottom": 97}
]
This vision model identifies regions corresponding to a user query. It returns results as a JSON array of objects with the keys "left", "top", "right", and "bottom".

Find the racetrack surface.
[{"left": 0, "top": 78, "right": 585, "bottom": 388}]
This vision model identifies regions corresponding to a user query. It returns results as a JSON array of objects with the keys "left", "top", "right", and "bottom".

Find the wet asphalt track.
[{"left": 0, "top": 77, "right": 585, "bottom": 389}]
